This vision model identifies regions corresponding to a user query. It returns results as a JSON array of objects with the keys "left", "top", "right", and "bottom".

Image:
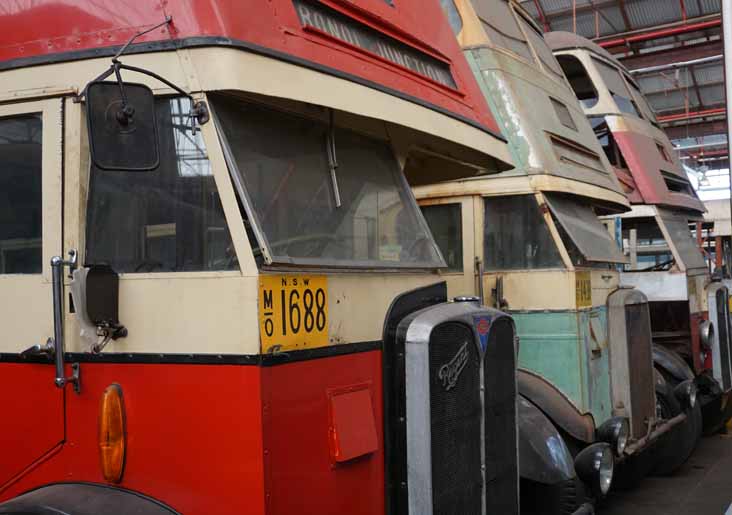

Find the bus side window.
[
  {"left": 0, "top": 114, "right": 43, "bottom": 274},
  {"left": 555, "top": 54, "right": 599, "bottom": 109},
  {"left": 421, "top": 203, "right": 464, "bottom": 272},
  {"left": 483, "top": 195, "right": 563, "bottom": 271}
]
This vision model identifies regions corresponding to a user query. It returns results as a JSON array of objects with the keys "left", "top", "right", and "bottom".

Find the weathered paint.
[{"left": 513, "top": 307, "right": 612, "bottom": 424}]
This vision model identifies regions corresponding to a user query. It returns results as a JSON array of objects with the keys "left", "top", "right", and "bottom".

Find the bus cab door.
[{"left": 0, "top": 99, "right": 65, "bottom": 488}]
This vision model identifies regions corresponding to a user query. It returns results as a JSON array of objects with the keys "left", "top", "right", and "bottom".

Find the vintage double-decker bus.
[
  {"left": 0, "top": 1, "right": 529, "bottom": 514},
  {"left": 548, "top": 31, "right": 732, "bottom": 436},
  {"left": 414, "top": 0, "right": 694, "bottom": 509}
]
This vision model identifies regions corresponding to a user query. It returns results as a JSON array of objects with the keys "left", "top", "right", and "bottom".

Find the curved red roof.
[{"left": 0, "top": 0, "right": 505, "bottom": 139}]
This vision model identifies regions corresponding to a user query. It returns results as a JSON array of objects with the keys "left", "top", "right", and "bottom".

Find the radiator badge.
[{"left": 438, "top": 341, "right": 470, "bottom": 391}]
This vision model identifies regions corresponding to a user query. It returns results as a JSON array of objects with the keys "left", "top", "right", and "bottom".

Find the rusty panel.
[{"left": 625, "top": 303, "right": 656, "bottom": 438}]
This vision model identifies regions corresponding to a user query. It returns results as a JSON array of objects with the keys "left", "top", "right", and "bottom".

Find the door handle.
[
  {"left": 50, "top": 250, "right": 81, "bottom": 393},
  {"left": 20, "top": 338, "right": 55, "bottom": 359}
]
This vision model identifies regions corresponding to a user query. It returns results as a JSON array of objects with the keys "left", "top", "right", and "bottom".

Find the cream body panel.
[
  {"left": 419, "top": 196, "right": 478, "bottom": 299},
  {"left": 0, "top": 100, "right": 62, "bottom": 354},
  {"left": 72, "top": 274, "right": 260, "bottom": 354},
  {"left": 590, "top": 269, "right": 619, "bottom": 306},
  {"left": 414, "top": 174, "right": 627, "bottom": 207},
  {"left": 326, "top": 273, "right": 439, "bottom": 344},
  {"left": 484, "top": 270, "right": 575, "bottom": 311},
  {"left": 0, "top": 49, "right": 511, "bottom": 167},
  {"left": 0, "top": 277, "right": 54, "bottom": 353}
]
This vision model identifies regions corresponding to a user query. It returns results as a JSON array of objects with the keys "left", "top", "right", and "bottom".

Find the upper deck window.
[
  {"left": 591, "top": 57, "right": 641, "bottom": 117},
  {"left": 439, "top": 0, "right": 463, "bottom": 35},
  {"left": 556, "top": 55, "right": 599, "bottom": 108},
  {"left": 86, "top": 98, "right": 237, "bottom": 273},
  {"left": 484, "top": 194, "right": 563, "bottom": 270},
  {"left": 551, "top": 98, "right": 577, "bottom": 131},
  {"left": 515, "top": 14, "right": 565, "bottom": 82},
  {"left": 627, "top": 78, "right": 657, "bottom": 123},
  {"left": 0, "top": 114, "right": 42, "bottom": 274},
  {"left": 656, "top": 142, "right": 671, "bottom": 163},
  {"left": 212, "top": 95, "right": 443, "bottom": 269},
  {"left": 476, "top": 1, "right": 534, "bottom": 62},
  {"left": 293, "top": 0, "right": 456, "bottom": 89},
  {"left": 589, "top": 117, "right": 627, "bottom": 168}
]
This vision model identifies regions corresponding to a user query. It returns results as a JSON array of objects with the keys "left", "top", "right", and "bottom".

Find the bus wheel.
[{"left": 652, "top": 376, "right": 701, "bottom": 476}]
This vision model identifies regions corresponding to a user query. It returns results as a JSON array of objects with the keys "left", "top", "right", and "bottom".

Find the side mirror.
[
  {"left": 71, "top": 265, "right": 127, "bottom": 352},
  {"left": 86, "top": 81, "right": 159, "bottom": 171}
]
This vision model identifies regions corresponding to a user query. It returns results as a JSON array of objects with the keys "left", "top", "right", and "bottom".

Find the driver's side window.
[{"left": 85, "top": 97, "right": 237, "bottom": 273}]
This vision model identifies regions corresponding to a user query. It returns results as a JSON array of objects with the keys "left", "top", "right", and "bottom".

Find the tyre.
[{"left": 651, "top": 372, "right": 701, "bottom": 475}]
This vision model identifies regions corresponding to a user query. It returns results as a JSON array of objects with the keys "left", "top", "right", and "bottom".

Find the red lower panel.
[
  {"left": 261, "top": 351, "right": 384, "bottom": 515},
  {"left": 0, "top": 363, "right": 267, "bottom": 515},
  {"left": 0, "top": 352, "right": 386, "bottom": 515},
  {"left": 0, "top": 364, "right": 64, "bottom": 487}
]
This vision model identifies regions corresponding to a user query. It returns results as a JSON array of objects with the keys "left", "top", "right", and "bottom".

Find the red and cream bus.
[
  {"left": 548, "top": 31, "right": 732, "bottom": 435},
  {"left": 0, "top": 1, "right": 524, "bottom": 514}
]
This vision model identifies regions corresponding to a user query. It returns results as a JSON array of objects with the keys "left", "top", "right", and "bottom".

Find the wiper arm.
[{"left": 326, "top": 109, "right": 342, "bottom": 209}]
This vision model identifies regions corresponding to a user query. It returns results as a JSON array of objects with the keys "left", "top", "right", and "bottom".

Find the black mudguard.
[
  {"left": 518, "top": 395, "right": 575, "bottom": 484},
  {"left": 518, "top": 395, "right": 591, "bottom": 515},
  {"left": 652, "top": 345, "right": 694, "bottom": 384},
  {"left": 0, "top": 483, "right": 180, "bottom": 515},
  {"left": 518, "top": 369, "right": 596, "bottom": 444}
]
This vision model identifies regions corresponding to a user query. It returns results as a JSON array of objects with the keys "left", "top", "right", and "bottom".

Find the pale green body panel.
[
  {"left": 513, "top": 307, "right": 612, "bottom": 425},
  {"left": 463, "top": 47, "right": 625, "bottom": 198}
]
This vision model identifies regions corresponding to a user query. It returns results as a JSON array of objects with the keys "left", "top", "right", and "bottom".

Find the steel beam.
[
  {"left": 621, "top": 41, "right": 723, "bottom": 71},
  {"left": 658, "top": 107, "right": 727, "bottom": 123},
  {"left": 666, "top": 120, "right": 729, "bottom": 139},
  {"left": 596, "top": 15, "right": 721, "bottom": 49}
]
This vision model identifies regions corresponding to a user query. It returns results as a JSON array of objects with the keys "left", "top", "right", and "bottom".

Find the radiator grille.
[
  {"left": 715, "top": 289, "right": 732, "bottom": 390},
  {"left": 429, "top": 322, "right": 482, "bottom": 515},
  {"left": 625, "top": 303, "right": 656, "bottom": 438},
  {"left": 484, "top": 318, "right": 519, "bottom": 515}
]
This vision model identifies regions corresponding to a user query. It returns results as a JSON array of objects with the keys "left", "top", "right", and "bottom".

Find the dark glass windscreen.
[
  {"left": 0, "top": 114, "right": 42, "bottom": 274},
  {"left": 86, "top": 97, "right": 236, "bottom": 273}
]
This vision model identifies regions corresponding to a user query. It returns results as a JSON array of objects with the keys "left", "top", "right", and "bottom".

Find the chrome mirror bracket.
[{"left": 51, "top": 250, "right": 81, "bottom": 394}]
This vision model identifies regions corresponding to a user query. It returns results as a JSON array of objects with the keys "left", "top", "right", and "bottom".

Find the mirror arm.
[{"left": 117, "top": 63, "right": 191, "bottom": 99}]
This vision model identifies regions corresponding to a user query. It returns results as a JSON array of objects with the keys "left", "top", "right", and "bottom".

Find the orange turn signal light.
[{"left": 98, "top": 383, "right": 126, "bottom": 483}]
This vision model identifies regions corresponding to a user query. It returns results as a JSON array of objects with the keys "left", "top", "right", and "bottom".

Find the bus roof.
[
  {"left": 544, "top": 31, "right": 622, "bottom": 68},
  {"left": 0, "top": 0, "right": 507, "bottom": 146}
]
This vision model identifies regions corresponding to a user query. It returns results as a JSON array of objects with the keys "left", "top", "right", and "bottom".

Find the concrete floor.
[{"left": 599, "top": 432, "right": 732, "bottom": 515}]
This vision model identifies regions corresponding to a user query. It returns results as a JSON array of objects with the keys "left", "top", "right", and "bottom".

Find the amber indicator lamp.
[{"left": 98, "top": 383, "right": 126, "bottom": 483}]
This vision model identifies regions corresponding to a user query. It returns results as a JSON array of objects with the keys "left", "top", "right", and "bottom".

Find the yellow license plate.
[
  {"left": 575, "top": 272, "right": 592, "bottom": 308},
  {"left": 259, "top": 275, "right": 328, "bottom": 352}
]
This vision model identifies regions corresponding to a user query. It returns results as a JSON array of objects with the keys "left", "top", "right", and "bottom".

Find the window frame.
[
  {"left": 419, "top": 197, "right": 472, "bottom": 275},
  {"left": 210, "top": 95, "right": 445, "bottom": 271},
  {"left": 477, "top": 0, "right": 536, "bottom": 67},
  {"left": 481, "top": 192, "right": 573, "bottom": 272},
  {"left": 0, "top": 99, "right": 62, "bottom": 283},
  {"left": 83, "top": 95, "right": 245, "bottom": 277}
]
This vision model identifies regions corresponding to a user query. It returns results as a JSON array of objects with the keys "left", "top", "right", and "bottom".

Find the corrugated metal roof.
[
  {"left": 548, "top": 8, "right": 622, "bottom": 37},
  {"left": 646, "top": 89, "right": 699, "bottom": 111},
  {"left": 693, "top": 63, "right": 724, "bottom": 85},
  {"left": 636, "top": 72, "right": 692, "bottom": 94},
  {"left": 625, "top": 0, "right": 682, "bottom": 30},
  {"left": 698, "top": 83, "right": 725, "bottom": 105}
]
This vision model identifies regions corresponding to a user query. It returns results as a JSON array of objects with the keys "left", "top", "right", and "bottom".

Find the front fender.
[
  {"left": 653, "top": 345, "right": 694, "bottom": 383},
  {"left": 518, "top": 369, "right": 596, "bottom": 443},
  {"left": 0, "top": 483, "right": 180, "bottom": 515},
  {"left": 518, "top": 395, "right": 576, "bottom": 484}
]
